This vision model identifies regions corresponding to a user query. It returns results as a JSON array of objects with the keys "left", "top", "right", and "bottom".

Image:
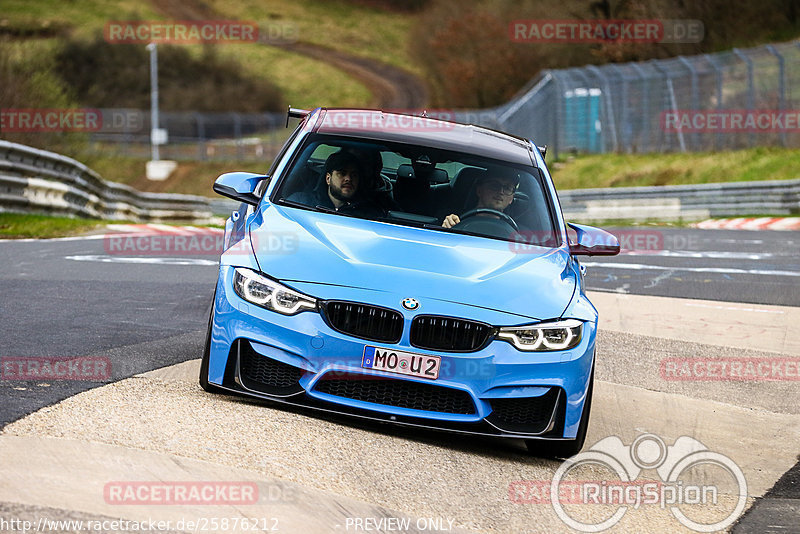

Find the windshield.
[{"left": 273, "top": 133, "right": 559, "bottom": 247}]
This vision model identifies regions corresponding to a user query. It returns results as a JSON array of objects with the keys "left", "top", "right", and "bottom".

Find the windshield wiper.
[
  {"left": 313, "top": 204, "right": 338, "bottom": 214},
  {"left": 277, "top": 198, "right": 336, "bottom": 214}
]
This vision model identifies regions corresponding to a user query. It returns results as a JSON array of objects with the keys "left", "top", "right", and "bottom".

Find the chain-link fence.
[
  {"left": 86, "top": 110, "right": 290, "bottom": 161},
  {"left": 85, "top": 39, "right": 800, "bottom": 161},
  {"left": 456, "top": 40, "right": 800, "bottom": 158}
]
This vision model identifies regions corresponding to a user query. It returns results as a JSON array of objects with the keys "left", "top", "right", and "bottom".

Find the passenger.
[
  {"left": 442, "top": 173, "right": 518, "bottom": 228},
  {"left": 288, "top": 150, "right": 386, "bottom": 218},
  {"left": 348, "top": 147, "right": 401, "bottom": 212}
]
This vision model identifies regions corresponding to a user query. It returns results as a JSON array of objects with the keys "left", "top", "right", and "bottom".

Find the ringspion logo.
[{"left": 513, "top": 433, "right": 747, "bottom": 532}]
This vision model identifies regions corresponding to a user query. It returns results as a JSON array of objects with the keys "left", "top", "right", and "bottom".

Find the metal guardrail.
[
  {"left": 3, "top": 139, "right": 796, "bottom": 224},
  {"left": 0, "top": 140, "right": 213, "bottom": 223},
  {"left": 208, "top": 176, "right": 800, "bottom": 221},
  {"left": 558, "top": 179, "right": 800, "bottom": 222},
  {"left": 209, "top": 197, "right": 242, "bottom": 217}
]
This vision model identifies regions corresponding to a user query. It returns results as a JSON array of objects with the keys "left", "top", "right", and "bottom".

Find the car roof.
[{"left": 308, "top": 108, "right": 536, "bottom": 166}]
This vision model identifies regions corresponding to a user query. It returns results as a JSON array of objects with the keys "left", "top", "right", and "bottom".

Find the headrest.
[{"left": 396, "top": 164, "right": 415, "bottom": 180}]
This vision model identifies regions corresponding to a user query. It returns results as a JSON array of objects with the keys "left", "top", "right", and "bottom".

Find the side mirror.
[
  {"left": 567, "top": 223, "right": 620, "bottom": 256},
  {"left": 212, "top": 172, "right": 267, "bottom": 206}
]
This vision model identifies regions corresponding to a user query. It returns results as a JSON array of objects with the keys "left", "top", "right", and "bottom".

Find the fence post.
[
  {"left": 677, "top": 56, "right": 700, "bottom": 150},
  {"left": 550, "top": 71, "right": 562, "bottom": 160},
  {"left": 586, "top": 65, "right": 618, "bottom": 152},
  {"left": 733, "top": 48, "right": 755, "bottom": 147},
  {"left": 704, "top": 54, "right": 725, "bottom": 151},
  {"left": 194, "top": 112, "right": 206, "bottom": 161},
  {"left": 766, "top": 45, "right": 787, "bottom": 147},
  {"left": 231, "top": 112, "right": 243, "bottom": 160},
  {"left": 630, "top": 63, "right": 651, "bottom": 153},
  {"left": 608, "top": 64, "right": 631, "bottom": 153},
  {"left": 652, "top": 61, "right": 686, "bottom": 152}
]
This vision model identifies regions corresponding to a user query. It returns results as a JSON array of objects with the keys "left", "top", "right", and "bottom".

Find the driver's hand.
[{"left": 442, "top": 214, "right": 460, "bottom": 228}]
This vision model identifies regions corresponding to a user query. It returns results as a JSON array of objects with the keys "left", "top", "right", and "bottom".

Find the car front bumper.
[{"left": 206, "top": 266, "right": 596, "bottom": 440}]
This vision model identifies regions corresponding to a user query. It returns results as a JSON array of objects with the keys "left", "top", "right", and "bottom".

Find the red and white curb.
[
  {"left": 105, "top": 224, "right": 223, "bottom": 236},
  {"left": 0, "top": 224, "right": 223, "bottom": 245},
  {"left": 694, "top": 217, "right": 800, "bottom": 231}
]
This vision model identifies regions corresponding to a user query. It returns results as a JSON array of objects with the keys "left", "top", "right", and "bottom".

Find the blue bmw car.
[{"left": 201, "top": 108, "right": 619, "bottom": 457}]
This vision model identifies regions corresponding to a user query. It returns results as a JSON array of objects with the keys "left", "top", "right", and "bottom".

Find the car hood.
[{"left": 250, "top": 205, "right": 575, "bottom": 321}]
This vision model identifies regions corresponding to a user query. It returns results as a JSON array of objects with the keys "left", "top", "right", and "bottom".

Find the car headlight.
[
  {"left": 496, "top": 319, "right": 583, "bottom": 351},
  {"left": 232, "top": 267, "right": 316, "bottom": 315}
]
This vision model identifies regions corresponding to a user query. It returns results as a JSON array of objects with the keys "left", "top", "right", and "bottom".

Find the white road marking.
[
  {"left": 695, "top": 217, "right": 800, "bottom": 231},
  {"left": 683, "top": 303, "right": 784, "bottom": 314},
  {"left": 621, "top": 250, "right": 773, "bottom": 260},
  {"left": 0, "top": 225, "right": 223, "bottom": 243},
  {"left": 105, "top": 224, "right": 141, "bottom": 233},
  {"left": 583, "top": 262, "right": 800, "bottom": 277},
  {"left": 644, "top": 268, "right": 675, "bottom": 289},
  {"left": 715, "top": 238, "right": 764, "bottom": 244},
  {"left": 0, "top": 234, "right": 109, "bottom": 243},
  {"left": 65, "top": 255, "right": 217, "bottom": 266}
]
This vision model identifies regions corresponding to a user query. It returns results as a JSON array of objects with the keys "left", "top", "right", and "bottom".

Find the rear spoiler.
[{"left": 286, "top": 107, "right": 310, "bottom": 128}]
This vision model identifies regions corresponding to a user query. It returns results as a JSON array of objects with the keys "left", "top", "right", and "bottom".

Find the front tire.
[
  {"left": 525, "top": 365, "right": 594, "bottom": 459},
  {"left": 199, "top": 292, "right": 223, "bottom": 393}
]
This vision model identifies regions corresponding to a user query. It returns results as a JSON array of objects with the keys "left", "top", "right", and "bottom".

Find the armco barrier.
[
  {"left": 558, "top": 178, "right": 800, "bottom": 222},
  {"left": 5, "top": 140, "right": 796, "bottom": 223},
  {"left": 0, "top": 140, "right": 212, "bottom": 223}
]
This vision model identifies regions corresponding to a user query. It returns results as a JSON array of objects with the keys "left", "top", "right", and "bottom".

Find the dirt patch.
[
  {"left": 273, "top": 41, "right": 427, "bottom": 108},
  {"left": 152, "top": 0, "right": 427, "bottom": 108}
]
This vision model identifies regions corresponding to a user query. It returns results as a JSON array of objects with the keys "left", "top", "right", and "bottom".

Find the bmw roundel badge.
[{"left": 401, "top": 297, "right": 419, "bottom": 310}]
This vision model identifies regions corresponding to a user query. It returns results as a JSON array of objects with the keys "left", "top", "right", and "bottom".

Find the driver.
[
  {"left": 288, "top": 149, "right": 386, "bottom": 218},
  {"left": 442, "top": 172, "right": 518, "bottom": 228}
]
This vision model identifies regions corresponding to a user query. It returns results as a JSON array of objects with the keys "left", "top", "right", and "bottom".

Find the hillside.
[{"left": 0, "top": 0, "right": 422, "bottom": 109}]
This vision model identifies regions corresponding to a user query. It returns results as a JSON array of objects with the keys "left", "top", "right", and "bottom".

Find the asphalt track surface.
[
  {"left": 0, "top": 225, "right": 798, "bottom": 532},
  {"left": 581, "top": 227, "right": 800, "bottom": 306}
]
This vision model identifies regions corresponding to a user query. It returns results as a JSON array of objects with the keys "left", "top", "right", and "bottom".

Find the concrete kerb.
[{"left": 1, "top": 293, "right": 798, "bottom": 532}]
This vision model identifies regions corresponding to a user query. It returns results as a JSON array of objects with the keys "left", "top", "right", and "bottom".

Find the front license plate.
[{"left": 362, "top": 346, "right": 441, "bottom": 380}]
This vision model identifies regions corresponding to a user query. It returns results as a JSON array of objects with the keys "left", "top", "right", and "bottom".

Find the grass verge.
[
  {"left": 550, "top": 147, "right": 800, "bottom": 189},
  {"left": 81, "top": 155, "right": 271, "bottom": 197},
  {"left": 82, "top": 146, "right": 800, "bottom": 199},
  {"left": 0, "top": 213, "right": 108, "bottom": 239}
]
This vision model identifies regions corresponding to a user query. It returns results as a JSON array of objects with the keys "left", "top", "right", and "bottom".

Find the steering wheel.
[{"left": 455, "top": 208, "right": 519, "bottom": 231}]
